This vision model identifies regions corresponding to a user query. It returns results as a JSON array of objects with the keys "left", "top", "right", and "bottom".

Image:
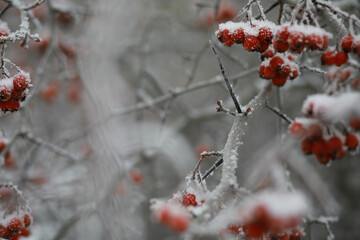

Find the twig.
[
  {"left": 255, "top": 0, "right": 280, "bottom": 20},
  {"left": 265, "top": 101, "right": 292, "bottom": 124},
  {"left": 202, "top": 158, "right": 223, "bottom": 180},
  {"left": 110, "top": 67, "right": 258, "bottom": 117},
  {"left": 191, "top": 151, "right": 222, "bottom": 180},
  {"left": 209, "top": 40, "right": 242, "bottom": 113},
  {"left": 0, "top": 3, "right": 12, "bottom": 18},
  {"left": 19, "top": 132, "right": 80, "bottom": 163}
]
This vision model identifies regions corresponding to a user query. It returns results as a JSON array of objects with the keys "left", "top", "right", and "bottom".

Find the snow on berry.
[{"left": 0, "top": 20, "right": 10, "bottom": 38}]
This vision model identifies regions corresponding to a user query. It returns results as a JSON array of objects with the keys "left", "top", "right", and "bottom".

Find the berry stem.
[{"left": 209, "top": 40, "right": 242, "bottom": 114}]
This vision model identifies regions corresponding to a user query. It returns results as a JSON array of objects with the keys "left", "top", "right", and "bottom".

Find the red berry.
[
  {"left": 243, "top": 222, "right": 266, "bottom": 238},
  {"left": 288, "top": 31, "right": 305, "bottom": 53},
  {"left": 259, "top": 42, "right": 270, "bottom": 53},
  {"left": 23, "top": 214, "right": 31, "bottom": 228},
  {"left": 289, "top": 122, "right": 305, "bottom": 138},
  {"left": 335, "top": 51, "right": 348, "bottom": 66},
  {"left": 273, "top": 40, "right": 289, "bottom": 52},
  {"left": 270, "top": 56, "right": 284, "bottom": 70},
  {"left": 345, "top": 133, "right": 358, "bottom": 150},
  {"left": 13, "top": 74, "right": 28, "bottom": 92},
  {"left": 263, "top": 66, "right": 276, "bottom": 79},
  {"left": 341, "top": 35, "right": 354, "bottom": 53},
  {"left": 263, "top": 49, "right": 274, "bottom": 59},
  {"left": 276, "top": 26, "right": 290, "bottom": 42},
  {"left": 290, "top": 68, "right": 299, "bottom": 80},
  {"left": 232, "top": 28, "right": 245, "bottom": 44},
  {"left": 243, "top": 35, "right": 260, "bottom": 52},
  {"left": 321, "top": 51, "right": 336, "bottom": 65},
  {"left": 168, "top": 214, "right": 189, "bottom": 232},
  {"left": 306, "top": 33, "right": 322, "bottom": 50},
  {"left": 327, "top": 136, "right": 343, "bottom": 159},
  {"left": 272, "top": 75, "right": 287, "bottom": 86},
  {"left": 0, "top": 225, "right": 12, "bottom": 239},
  {"left": 20, "top": 228, "right": 30, "bottom": 237},
  {"left": 258, "top": 27, "right": 273, "bottom": 43},
  {"left": 8, "top": 218, "right": 23, "bottom": 233},
  {"left": 278, "top": 64, "right": 291, "bottom": 77},
  {"left": 217, "top": 29, "right": 234, "bottom": 47},
  {"left": 0, "top": 86, "right": 12, "bottom": 102},
  {"left": 182, "top": 193, "right": 197, "bottom": 207}
]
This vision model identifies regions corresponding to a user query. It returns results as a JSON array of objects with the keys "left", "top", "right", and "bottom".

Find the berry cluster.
[
  {"left": 216, "top": 20, "right": 334, "bottom": 87},
  {"left": 321, "top": 50, "right": 348, "bottom": 67},
  {"left": 0, "top": 73, "right": 31, "bottom": 112},
  {"left": 289, "top": 120, "right": 359, "bottom": 164},
  {"left": 341, "top": 34, "right": 360, "bottom": 56},
  {"left": 216, "top": 20, "right": 277, "bottom": 51},
  {"left": 259, "top": 53, "right": 299, "bottom": 86},
  {"left": 289, "top": 93, "right": 360, "bottom": 164},
  {"left": 219, "top": 205, "right": 303, "bottom": 240},
  {"left": 273, "top": 24, "right": 330, "bottom": 53},
  {"left": 0, "top": 214, "right": 31, "bottom": 240}
]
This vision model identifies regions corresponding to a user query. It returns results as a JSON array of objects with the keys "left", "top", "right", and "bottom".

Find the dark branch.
[
  {"left": 266, "top": 101, "right": 292, "bottom": 124},
  {"left": 209, "top": 40, "right": 242, "bottom": 113},
  {"left": 202, "top": 158, "right": 223, "bottom": 180}
]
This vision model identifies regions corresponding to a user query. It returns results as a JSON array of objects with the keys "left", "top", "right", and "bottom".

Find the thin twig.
[
  {"left": 209, "top": 40, "right": 242, "bottom": 113},
  {"left": 266, "top": 101, "right": 292, "bottom": 124},
  {"left": 255, "top": 0, "right": 280, "bottom": 20},
  {"left": 0, "top": 3, "right": 12, "bottom": 18},
  {"left": 202, "top": 158, "right": 223, "bottom": 180}
]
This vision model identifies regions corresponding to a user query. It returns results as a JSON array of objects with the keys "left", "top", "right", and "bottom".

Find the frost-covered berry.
[
  {"left": 0, "top": 224, "right": 11, "bottom": 239},
  {"left": 289, "top": 122, "right": 305, "bottom": 138},
  {"left": 263, "top": 48, "right": 274, "bottom": 59},
  {"left": 8, "top": 218, "right": 23, "bottom": 233},
  {"left": 288, "top": 31, "right": 305, "bottom": 53},
  {"left": 232, "top": 28, "right": 245, "bottom": 44},
  {"left": 258, "top": 27, "right": 273, "bottom": 44},
  {"left": 263, "top": 66, "right": 276, "bottom": 79},
  {"left": 0, "top": 86, "right": 12, "bottom": 102},
  {"left": 327, "top": 136, "right": 343, "bottom": 159},
  {"left": 243, "top": 35, "right": 260, "bottom": 52},
  {"left": 23, "top": 214, "right": 31, "bottom": 228},
  {"left": 13, "top": 74, "right": 29, "bottom": 92},
  {"left": 273, "top": 39, "right": 289, "bottom": 52},
  {"left": 182, "top": 193, "right": 197, "bottom": 207},
  {"left": 217, "top": 29, "right": 234, "bottom": 47},
  {"left": 341, "top": 35, "right": 354, "bottom": 53},
  {"left": 269, "top": 56, "right": 284, "bottom": 70}
]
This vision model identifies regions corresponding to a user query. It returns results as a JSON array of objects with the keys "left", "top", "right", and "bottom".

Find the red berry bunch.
[
  {"left": 259, "top": 53, "right": 299, "bottom": 86},
  {"left": 341, "top": 34, "right": 360, "bottom": 56},
  {"left": 289, "top": 120, "right": 358, "bottom": 164},
  {"left": 321, "top": 50, "right": 348, "bottom": 66},
  {"left": 216, "top": 20, "right": 277, "bottom": 52},
  {"left": 0, "top": 214, "right": 32, "bottom": 240},
  {"left": 219, "top": 204, "right": 303, "bottom": 240},
  {"left": 0, "top": 73, "right": 31, "bottom": 113},
  {"left": 273, "top": 24, "right": 330, "bottom": 53}
]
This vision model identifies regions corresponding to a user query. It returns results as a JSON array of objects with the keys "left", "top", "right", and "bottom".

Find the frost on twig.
[{"left": 195, "top": 83, "right": 272, "bottom": 218}]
